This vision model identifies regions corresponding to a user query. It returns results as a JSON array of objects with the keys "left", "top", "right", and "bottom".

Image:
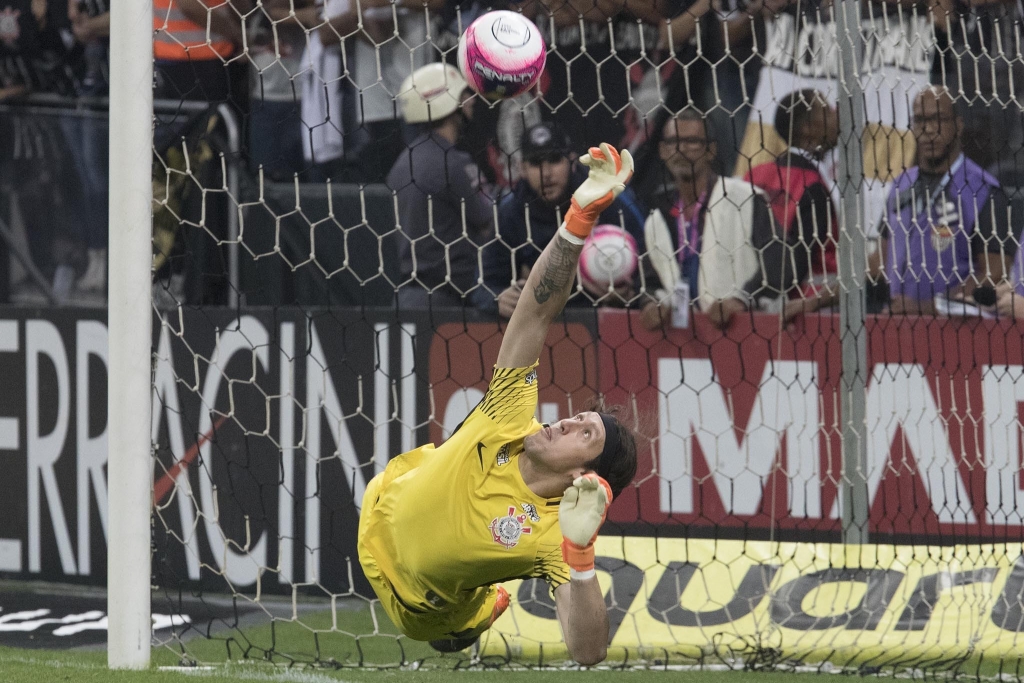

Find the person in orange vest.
[{"left": 153, "top": 0, "right": 250, "bottom": 104}]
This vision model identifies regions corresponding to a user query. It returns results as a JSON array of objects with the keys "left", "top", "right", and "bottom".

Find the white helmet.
[{"left": 397, "top": 63, "right": 469, "bottom": 124}]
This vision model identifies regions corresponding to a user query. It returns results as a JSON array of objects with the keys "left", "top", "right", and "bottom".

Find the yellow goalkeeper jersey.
[{"left": 359, "top": 363, "right": 570, "bottom": 614}]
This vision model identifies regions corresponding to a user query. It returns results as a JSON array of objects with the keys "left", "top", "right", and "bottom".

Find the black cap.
[{"left": 521, "top": 122, "right": 573, "bottom": 163}]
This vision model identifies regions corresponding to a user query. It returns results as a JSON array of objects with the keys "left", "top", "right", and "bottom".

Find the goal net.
[{"left": 141, "top": 0, "right": 1024, "bottom": 672}]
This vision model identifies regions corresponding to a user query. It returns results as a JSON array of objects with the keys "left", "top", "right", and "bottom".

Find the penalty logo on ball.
[
  {"left": 489, "top": 506, "right": 533, "bottom": 549},
  {"left": 457, "top": 10, "right": 546, "bottom": 101}
]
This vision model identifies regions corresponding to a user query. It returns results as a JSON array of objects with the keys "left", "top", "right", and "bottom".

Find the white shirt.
[
  {"left": 350, "top": 7, "right": 429, "bottom": 124},
  {"left": 300, "top": 0, "right": 347, "bottom": 163}
]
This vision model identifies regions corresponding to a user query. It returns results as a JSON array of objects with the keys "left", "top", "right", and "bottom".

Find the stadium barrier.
[{"left": 8, "top": 303, "right": 1024, "bottom": 665}]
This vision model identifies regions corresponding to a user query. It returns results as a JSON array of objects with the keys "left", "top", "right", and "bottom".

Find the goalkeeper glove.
[
  {"left": 563, "top": 143, "right": 635, "bottom": 241},
  {"left": 559, "top": 474, "right": 613, "bottom": 580}
]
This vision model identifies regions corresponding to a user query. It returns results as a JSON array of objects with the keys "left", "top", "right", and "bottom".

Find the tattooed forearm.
[{"left": 533, "top": 234, "right": 584, "bottom": 304}]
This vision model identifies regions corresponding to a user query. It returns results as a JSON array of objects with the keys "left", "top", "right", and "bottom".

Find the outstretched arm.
[
  {"left": 496, "top": 144, "right": 634, "bottom": 368},
  {"left": 554, "top": 578, "right": 608, "bottom": 665},
  {"left": 554, "top": 474, "right": 614, "bottom": 665}
]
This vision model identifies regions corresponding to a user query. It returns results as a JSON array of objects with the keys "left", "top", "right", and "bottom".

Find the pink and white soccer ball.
[
  {"left": 579, "top": 226, "right": 638, "bottom": 292},
  {"left": 457, "top": 10, "right": 546, "bottom": 102}
]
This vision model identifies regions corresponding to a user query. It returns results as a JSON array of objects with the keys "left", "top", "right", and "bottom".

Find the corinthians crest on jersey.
[{"left": 488, "top": 506, "right": 533, "bottom": 549}]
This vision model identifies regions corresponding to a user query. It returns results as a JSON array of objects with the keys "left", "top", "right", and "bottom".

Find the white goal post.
[{"left": 107, "top": 0, "right": 153, "bottom": 670}]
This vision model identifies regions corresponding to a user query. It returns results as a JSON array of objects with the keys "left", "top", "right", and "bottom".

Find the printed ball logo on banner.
[
  {"left": 457, "top": 10, "right": 546, "bottom": 101},
  {"left": 579, "top": 225, "right": 638, "bottom": 291}
]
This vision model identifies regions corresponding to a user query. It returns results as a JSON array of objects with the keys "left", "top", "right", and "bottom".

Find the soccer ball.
[
  {"left": 579, "top": 225, "right": 639, "bottom": 294},
  {"left": 457, "top": 10, "right": 546, "bottom": 102}
]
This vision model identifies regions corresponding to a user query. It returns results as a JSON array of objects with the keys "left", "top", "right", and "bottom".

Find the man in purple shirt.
[{"left": 881, "top": 87, "right": 1013, "bottom": 315}]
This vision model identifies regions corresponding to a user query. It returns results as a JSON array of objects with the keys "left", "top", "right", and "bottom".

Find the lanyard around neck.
[{"left": 912, "top": 154, "right": 965, "bottom": 213}]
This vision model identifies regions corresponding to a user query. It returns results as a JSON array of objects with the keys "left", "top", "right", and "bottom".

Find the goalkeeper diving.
[{"left": 357, "top": 142, "right": 638, "bottom": 664}]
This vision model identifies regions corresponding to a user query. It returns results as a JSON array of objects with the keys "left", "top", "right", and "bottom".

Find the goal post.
[{"left": 107, "top": 0, "right": 153, "bottom": 670}]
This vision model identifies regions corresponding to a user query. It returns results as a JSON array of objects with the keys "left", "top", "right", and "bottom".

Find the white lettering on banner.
[
  {"left": 278, "top": 322, "right": 296, "bottom": 585},
  {"left": 306, "top": 323, "right": 366, "bottom": 583},
  {"left": 75, "top": 321, "right": 107, "bottom": 576},
  {"left": 198, "top": 316, "right": 270, "bottom": 586},
  {"left": 830, "top": 364, "right": 977, "bottom": 524},
  {"left": 0, "top": 320, "right": 19, "bottom": 450},
  {"left": 983, "top": 366, "right": 1024, "bottom": 524},
  {"left": 0, "top": 320, "right": 21, "bottom": 572},
  {"left": 152, "top": 324, "right": 201, "bottom": 580},
  {"left": 0, "top": 609, "right": 189, "bottom": 636},
  {"left": 373, "top": 323, "right": 391, "bottom": 472},
  {"left": 26, "top": 320, "right": 76, "bottom": 574},
  {"left": 658, "top": 359, "right": 820, "bottom": 517},
  {"left": 763, "top": 14, "right": 932, "bottom": 75},
  {"left": 0, "top": 609, "right": 104, "bottom": 632}
]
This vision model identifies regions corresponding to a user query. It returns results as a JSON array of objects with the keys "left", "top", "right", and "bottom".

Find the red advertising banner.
[
  {"left": 601, "top": 310, "right": 1024, "bottom": 542},
  {"left": 428, "top": 321, "right": 599, "bottom": 446}
]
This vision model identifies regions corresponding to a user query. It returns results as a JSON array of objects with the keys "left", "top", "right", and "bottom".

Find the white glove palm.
[
  {"left": 573, "top": 143, "right": 635, "bottom": 210},
  {"left": 559, "top": 474, "right": 612, "bottom": 547},
  {"left": 563, "top": 143, "right": 635, "bottom": 240}
]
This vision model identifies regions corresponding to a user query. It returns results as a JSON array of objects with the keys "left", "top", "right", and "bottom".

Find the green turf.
[
  {"left": 1, "top": 599, "right": 1021, "bottom": 682},
  {"left": 0, "top": 648, "right": 839, "bottom": 683}
]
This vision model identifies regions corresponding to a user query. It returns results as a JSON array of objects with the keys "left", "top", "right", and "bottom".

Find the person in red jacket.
[{"left": 746, "top": 89, "right": 839, "bottom": 320}]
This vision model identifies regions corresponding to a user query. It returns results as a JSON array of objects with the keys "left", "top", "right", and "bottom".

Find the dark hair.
[
  {"left": 666, "top": 106, "right": 718, "bottom": 145},
  {"left": 774, "top": 89, "right": 824, "bottom": 145},
  {"left": 584, "top": 403, "right": 638, "bottom": 500}
]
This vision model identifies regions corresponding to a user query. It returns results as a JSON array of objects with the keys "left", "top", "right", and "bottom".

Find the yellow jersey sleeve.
[{"left": 479, "top": 363, "right": 540, "bottom": 432}]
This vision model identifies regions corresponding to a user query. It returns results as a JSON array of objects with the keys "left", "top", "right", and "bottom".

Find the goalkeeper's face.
[{"left": 523, "top": 412, "right": 606, "bottom": 477}]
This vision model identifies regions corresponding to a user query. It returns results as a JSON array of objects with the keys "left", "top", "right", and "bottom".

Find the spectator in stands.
[
  {"left": 152, "top": 1, "right": 250, "bottom": 305},
  {"left": 746, "top": 89, "right": 839, "bottom": 321},
  {"left": 881, "top": 86, "right": 1013, "bottom": 315},
  {"left": 710, "top": 0, "right": 772, "bottom": 173},
  {"left": 69, "top": 1, "right": 108, "bottom": 95},
  {"left": 153, "top": 0, "right": 249, "bottom": 105},
  {"left": 338, "top": 0, "right": 436, "bottom": 183},
  {"left": 478, "top": 121, "right": 648, "bottom": 317},
  {"left": 65, "top": 0, "right": 110, "bottom": 296},
  {"left": 639, "top": 108, "right": 785, "bottom": 330},
  {"left": 0, "top": 0, "right": 86, "bottom": 304},
  {"left": 247, "top": 0, "right": 309, "bottom": 181},
  {"left": 930, "top": 0, "right": 1024, "bottom": 172},
  {"left": 300, "top": 0, "right": 351, "bottom": 181},
  {"left": 388, "top": 62, "right": 493, "bottom": 308},
  {"left": 515, "top": 0, "right": 664, "bottom": 153}
]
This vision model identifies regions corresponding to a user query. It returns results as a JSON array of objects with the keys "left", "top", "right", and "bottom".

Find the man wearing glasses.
[
  {"left": 640, "top": 108, "right": 785, "bottom": 330},
  {"left": 879, "top": 86, "right": 1013, "bottom": 315}
]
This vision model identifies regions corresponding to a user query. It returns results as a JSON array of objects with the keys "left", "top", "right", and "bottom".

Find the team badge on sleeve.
[
  {"left": 525, "top": 369, "right": 537, "bottom": 385},
  {"left": 489, "top": 506, "right": 532, "bottom": 549},
  {"left": 496, "top": 443, "right": 510, "bottom": 466},
  {"left": 520, "top": 502, "right": 540, "bottom": 522}
]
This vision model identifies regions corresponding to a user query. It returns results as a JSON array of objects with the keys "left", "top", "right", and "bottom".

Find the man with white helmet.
[{"left": 388, "top": 62, "right": 494, "bottom": 308}]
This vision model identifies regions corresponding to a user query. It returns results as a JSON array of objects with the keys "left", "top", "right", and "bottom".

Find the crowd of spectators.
[{"left": 1, "top": 0, "right": 1024, "bottom": 319}]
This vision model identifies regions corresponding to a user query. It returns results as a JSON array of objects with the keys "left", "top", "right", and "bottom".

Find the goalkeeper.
[{"left": 358, "top": 143, "right": 638, "bottom": 664}]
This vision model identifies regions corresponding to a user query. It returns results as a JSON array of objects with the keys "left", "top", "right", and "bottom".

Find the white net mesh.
[{"left": 141, "top": 0, "right": 1024, "bottom": 672}]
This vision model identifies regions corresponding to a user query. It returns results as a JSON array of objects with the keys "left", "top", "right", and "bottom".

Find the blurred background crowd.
[{"left": 1, "top": 0, "right": 1023, "bottom": 326}]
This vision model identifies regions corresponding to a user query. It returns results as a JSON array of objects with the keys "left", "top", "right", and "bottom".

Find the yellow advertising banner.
[{"left": 481, "top": 537, "right": 1024, "bottom": 667}]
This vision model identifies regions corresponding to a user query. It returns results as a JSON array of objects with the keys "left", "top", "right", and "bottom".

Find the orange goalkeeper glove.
[
  {"left": 559, "top": 474, "right": 613, "bottom": 579},
  {"left": 562, "top": 143, "right": 635, "bottom": 241}
]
